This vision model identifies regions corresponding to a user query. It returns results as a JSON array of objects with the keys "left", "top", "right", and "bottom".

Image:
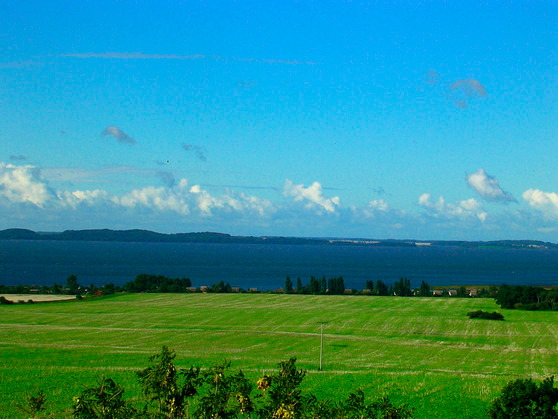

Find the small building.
[
  {"left": 448, "top": 289, "right": 458, "bottom": 297},
  {"left": 186, "top": 287, "right": 197, "bottom": 292},
  {"left": 468, "top": 288, "right": 478, "bottom": 297},
  {"left": 273, "top": 288, "right": 285, "bottom": 294},
  {"left": 200, "top": 286, "right": 209, "bottom": 293},
  {"left": 344, "top": 289, "right": 353, "bottom": 295},
  {"left": 361, "top": 289, "right": 372, "bottom": 295},
  {"left": 231, "top": 287, "right": 241, "bottom": 293},
  {"left": 432, "top": 289, "right": 443, "bottom": 296},
  {"left": 248, "top": 287, "right": 258, "bottom": 293}
]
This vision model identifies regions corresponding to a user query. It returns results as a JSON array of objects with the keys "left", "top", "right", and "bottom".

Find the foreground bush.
[
  {"left": 73, "top": 376, "right": 137, "bottom": 418},
  {"left": 488, "top": 377, "right": 558, "bottom": 418},
  {"left": 65, "top": 346, "right": 413, "bottom": 418}
]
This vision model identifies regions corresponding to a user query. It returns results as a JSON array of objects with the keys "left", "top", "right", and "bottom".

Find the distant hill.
[{"left": 0, "top": 228, "right": 556, "bottom": 249}]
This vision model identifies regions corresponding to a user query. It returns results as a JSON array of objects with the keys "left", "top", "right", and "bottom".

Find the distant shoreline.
[{"left": 1, "top": 228, "right": 556, "bottom": 249}]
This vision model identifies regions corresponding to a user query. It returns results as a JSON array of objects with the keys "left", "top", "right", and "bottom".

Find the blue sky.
[{"left": 1, "top": 1, "right": 557, "bottom": 240}]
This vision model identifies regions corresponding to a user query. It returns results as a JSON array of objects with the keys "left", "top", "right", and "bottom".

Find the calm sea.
[{"left": 1, "top": 240, "right": 557, "bottom": 289}]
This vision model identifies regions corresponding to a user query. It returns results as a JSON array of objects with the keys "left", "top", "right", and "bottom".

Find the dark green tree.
[
  {"left": 393, "top": 278, "right": 412, "bottom": 296},
  {"left": 488, "top": 376, "right": 558, "bottom": 418},
  {"left": 285, "top": 276, "right": 293, "bottom": 293},
  {"left": 309, "top": 276, "right": 320, "bottom": 294},
  {"left": 328, "top": 277, "right": 345, "bottom": 295},
  {"left": 102, "top": 283, "right": 116, "bottom": 295},
  {"left": 66, "top": 274, "right": 80, "bottom": 294},
  {"left": 320, "top": 276, "right": 327, "bottom": 294},
  {"left": 419, "top": 280, "right": 430, "bottom": 297},
  {"left": 366, "top": 280, "right": 374, "bottom": 292},
  {"left": 211, "top": 281, "right": 231, "bottom": 293},
  {"left": 374, "top": 280, "right": 389, "bottom": 296},
  {"left": 296, "top": 278, "right": 303, "bottom": 294},
  {"left": 51, "top": 283, "right": 61, "bottom": 294}
]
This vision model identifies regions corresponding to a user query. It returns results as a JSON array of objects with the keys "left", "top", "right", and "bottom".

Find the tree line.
[{"left": 495, "top": 284, "right": 558, "bottom": 311}]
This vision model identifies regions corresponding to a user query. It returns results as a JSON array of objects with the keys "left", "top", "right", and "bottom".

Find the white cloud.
[
  {"left": 360, "top": 199, "right": 392, "bottom": 219},
  {"left": 466, "top": 169, "right": 515, "bottom": 202},
  {"left": 419, "top": 193, "right": 487, "bottom": 222},
  {"left": 117, "top": 179, "right": 190, "bottom": 215},
  {"left": 190, "top": 184, "right": 224, "bottom": 215},
  {"left": 523, "top": 189, "right": 558, "bottom": 219},
  {"left": 283, "top": 179, "right": 340, "bottom": 213},
  {"left": 188, "top": 185, "right": 275, "bottom": 217},
  {"left": 369, "top": 199, "right": 389, "bottom": 212},
  {"left": 110, "top": 179, "right": 274, "bottom": 218},
  {"left": 222, "top": 192, "right": 275, "bottom": 217},
  {"left": 57, "top": 189, "right": 110, "bottom": 209},
  {"left": 0, "top": 163, "right": 51, "bottom": 207}
]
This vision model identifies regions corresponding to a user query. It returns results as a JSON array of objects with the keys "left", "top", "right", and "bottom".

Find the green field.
[{"left": 1, "top": 293, "right": 557, "bottom": 418}]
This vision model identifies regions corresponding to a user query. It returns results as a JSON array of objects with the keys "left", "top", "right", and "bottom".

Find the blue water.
[{"left": 1, "top": 240, "right": 557, "bottom": 289}]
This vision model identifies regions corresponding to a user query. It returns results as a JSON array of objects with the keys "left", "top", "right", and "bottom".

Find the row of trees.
[
  {"left": 124, "top": 274, "right": 192, "bottom": 293},
  {"left": 0, "top": 275, "right": 119, "bottom": 297},
  {"left": 495, "top": 284, "right": 558, "bottom": 311},
  {"left": 284, "top": 276, "right": 347, "bottom": 295},
  {"left": 283, "top": 277, "right": 492, "bottom": 298}
]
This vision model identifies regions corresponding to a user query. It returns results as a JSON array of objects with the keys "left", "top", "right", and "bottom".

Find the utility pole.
[{"left": 317, "top": 322, "right": 328, "bottom": 371}]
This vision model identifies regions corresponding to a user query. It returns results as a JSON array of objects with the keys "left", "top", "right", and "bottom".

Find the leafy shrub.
[
  {"left": 72, "top": 375, "right": 136, "bottom": 418},
  {"left": 257, "top": 357, "right": 306, "bottom": 418},
  {"left": 16, "top": 390, "right": 47, "bottom": 418},
  {"left": 195, "top": 361, "right": 253, "bottom": 418},
  {"left": 488, "top": 376, "right": 558, "bottom": 418},
  {"left": 467, "top": 310, "right": 504, "bottom": 320},
  {"left": 340, "top": 389, "right": 413, "bottom": 418},
  {"left": 137, "top": 345, "right": 200, "bottom": 418}
]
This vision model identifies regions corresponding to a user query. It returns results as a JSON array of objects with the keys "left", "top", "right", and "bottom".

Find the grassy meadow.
[{"left": 1, "top": 293, "right": 557, "bottom": 418}]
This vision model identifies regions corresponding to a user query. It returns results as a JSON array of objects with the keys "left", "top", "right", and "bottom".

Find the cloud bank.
[{"left": 3, "top": 162, "right": 558, "bottom": 239}]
